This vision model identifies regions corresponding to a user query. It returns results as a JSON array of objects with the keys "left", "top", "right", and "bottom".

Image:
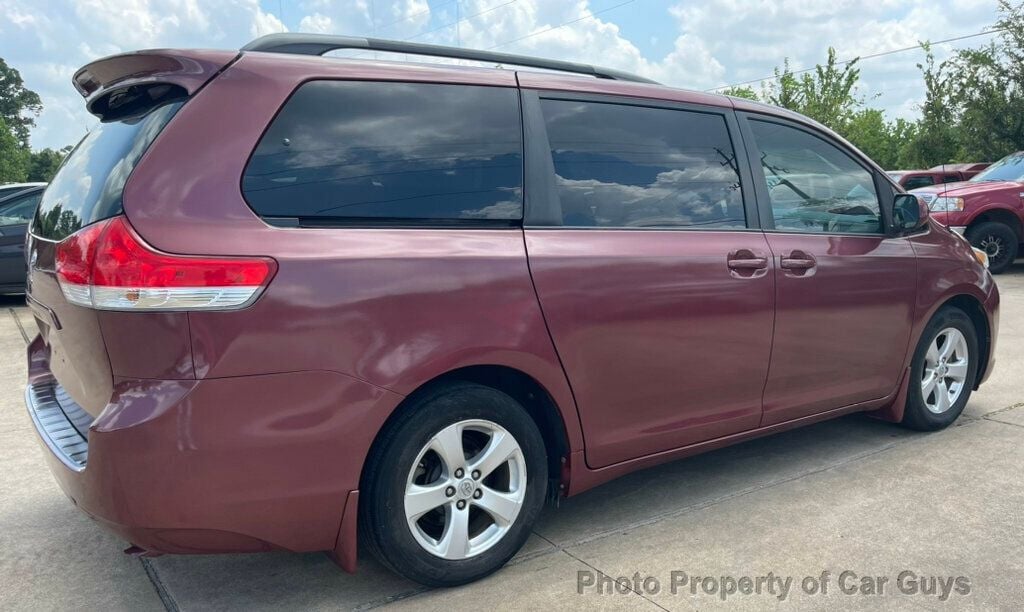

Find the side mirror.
[{"left": 893, "top": 193, "right": 929, "bottom": 233}]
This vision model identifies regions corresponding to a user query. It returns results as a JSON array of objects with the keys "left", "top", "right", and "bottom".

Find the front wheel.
[
  {"left": 902, "top": 307, "right": 979, "bottom": 431},
  {"left": 360, "top": 382, "right": 548, "bottom": 587},
  {"left": 967, "top": 221, "right": 1018, "bottom": 274}
]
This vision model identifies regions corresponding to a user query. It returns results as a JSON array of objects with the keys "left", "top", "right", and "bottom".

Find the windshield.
[{"left": 970, "top": 152, "right": 1024, "bottom": 182}]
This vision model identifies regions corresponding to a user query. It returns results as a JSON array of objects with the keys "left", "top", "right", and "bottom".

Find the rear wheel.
[
  {"left": 360, "top": 382, "right": 547, "bottom": 586},
  {"left": 967, "top": 221, "right": 1018, "bottom": 274},
  {"left": 902, "top": 307, "right": 979, "bottom": 431}
]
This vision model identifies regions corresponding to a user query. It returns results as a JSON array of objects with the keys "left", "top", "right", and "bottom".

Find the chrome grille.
[{"left": 25, "top": 380, "right": 93, "bottom": 470}]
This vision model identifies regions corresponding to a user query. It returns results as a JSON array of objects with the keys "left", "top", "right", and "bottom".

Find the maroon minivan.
[{"left": 24, "top": 34, "right": 998, "bottom": 586}]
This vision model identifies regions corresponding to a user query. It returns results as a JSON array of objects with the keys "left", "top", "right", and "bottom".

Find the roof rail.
[{"left": 242, "top": 33, "right": 659, "bottom": 85}]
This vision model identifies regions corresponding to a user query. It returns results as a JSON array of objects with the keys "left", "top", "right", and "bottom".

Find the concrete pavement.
[{"left": 2, "top": 265, "right": 1023, "bottom": 610}]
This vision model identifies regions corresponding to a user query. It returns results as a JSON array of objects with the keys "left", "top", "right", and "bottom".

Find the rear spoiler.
[{"left": 73, "top": 49, "right": 238, "bottom": 121}]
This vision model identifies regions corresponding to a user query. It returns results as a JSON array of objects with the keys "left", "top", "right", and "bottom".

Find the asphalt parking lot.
[{"left": 2, "top": 265, "right": 1023, "bottom": 611}]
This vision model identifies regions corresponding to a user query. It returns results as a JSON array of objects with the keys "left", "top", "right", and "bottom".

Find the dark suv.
[{"left": 24, "top": 34, "right": 998, "bottom": 587}]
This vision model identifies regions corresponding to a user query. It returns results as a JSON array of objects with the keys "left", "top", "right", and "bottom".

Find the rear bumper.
[{"left": 25, "top": 335, "right": 402, "bottom": 558}]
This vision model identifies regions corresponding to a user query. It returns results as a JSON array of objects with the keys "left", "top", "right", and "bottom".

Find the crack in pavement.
[
  {"left": 140, "top": 558, "right": 181, "bottom": 612},
  {"left": 542, "top": 533, "right": 675, "bottom": 612}
]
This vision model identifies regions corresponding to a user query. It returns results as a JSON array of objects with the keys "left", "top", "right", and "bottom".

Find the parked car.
[
  {"left": 933, "top": 162, "right": 991, "bottom": 179},
  {"left": 0, "top": 181, "right": 45, "bottom": 201},
  {"left": 888, "top": 168, "right": 973, "bottom": 190},
  {"left": 24, "top": 34, "right": 998, "bottom": 587},
  {"left": 912, "top": 151, "right": 1024, "bottom": 273},
  {"left": 0, "top": 184, "right": 43, "bottom": 293}
]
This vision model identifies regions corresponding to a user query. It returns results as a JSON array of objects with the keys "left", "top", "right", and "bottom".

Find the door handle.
[
  {"left": 727, "top": 250, "right": 769, "bottom": 278},
  {"left": 780, "top": 251, "right": 817, "bottom": 271},
  {"left": 727, "top": 258, "right": 768, "bottom": 270}
]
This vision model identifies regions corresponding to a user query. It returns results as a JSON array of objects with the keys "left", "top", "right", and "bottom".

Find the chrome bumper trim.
[{"left": 25, "top": 380, "right": 93, "bottom": 471}]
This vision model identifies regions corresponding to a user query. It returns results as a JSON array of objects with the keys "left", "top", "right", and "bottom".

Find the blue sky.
[{"left": 0, "top": 0, "right": 1004, "bottom": 151}]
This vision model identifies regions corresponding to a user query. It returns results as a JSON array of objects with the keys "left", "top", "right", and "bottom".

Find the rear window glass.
[
  {"left": 33, "top": 101, "right": 182, "bottom": 240},
  {"left": 903, "top": 176, "right": 935, "bottom": 190},
  {"left": 242, "top": 81, "right": 523, "bottom": 224}
]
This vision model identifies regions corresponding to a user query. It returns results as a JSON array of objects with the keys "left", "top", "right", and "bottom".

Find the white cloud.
[
  {"left": 0, "top": 0, "right": 1005, "bottom": 151},
  {"left": 299, "top": 12, "right": 335, "bottom": 33}
]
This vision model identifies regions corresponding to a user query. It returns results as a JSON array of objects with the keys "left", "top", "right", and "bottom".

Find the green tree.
[
  {"left": 720, "top": 85, "right": 759, "bottom": 100},
  {"left": 764, "top": 49, "right": 864, "bottom": 132},
  {"left": 764, "top": 58, "right": 803, "bottom": 111},
  {"left": 0, "top": 58, "right": 42, "bottom": 148},
  {"left": 901, "top": 46, "right": 964, "bottom": 167},
  {"left": 844, "top": 109, "right": 898, "bottom": 169},
  {"left": 27, "top": 146, "right": 71, "bottom": 182},
  {"left": 891, "top": 119, "right": 921, "bottom": 169},
  {"left": 0, "top": 117, "right": 29, "bottom": 182},
  {"left": 941, "top": 1, "right": 1024, "bottom": 161}
]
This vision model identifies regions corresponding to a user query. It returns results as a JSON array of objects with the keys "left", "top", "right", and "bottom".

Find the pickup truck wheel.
[{"left": 967, "top": 221, "right": 1018, "bottom": 274}]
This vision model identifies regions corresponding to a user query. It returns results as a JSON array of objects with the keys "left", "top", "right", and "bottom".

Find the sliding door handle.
[
  {"left": 727, "top": 250, "right": 769, "bottom": 278},
  {"left": 780, "top": 258, "right": 815, "bottom": 270}
]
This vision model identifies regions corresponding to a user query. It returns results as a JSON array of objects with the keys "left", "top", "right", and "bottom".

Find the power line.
[
  {"left": 487, "top": 0, "right": 636, "bottom": 50},
  {"left": 707, "top": 27, "right": 1008, "bottom": 91}
]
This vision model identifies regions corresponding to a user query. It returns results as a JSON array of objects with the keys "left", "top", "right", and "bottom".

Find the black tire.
[
  {"left": 966, "top": 221, "right": 1018, "bottom": 274},
  {"left": 902, "top": 307, "right": 979, "bottom": 431},
  {"left": 360, "top": 382, "right": 548, "bottom": 587}
]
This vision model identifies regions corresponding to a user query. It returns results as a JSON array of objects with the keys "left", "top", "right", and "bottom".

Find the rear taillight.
[{"left": 55, "top": 216, "right": 276, "bottom": 311}]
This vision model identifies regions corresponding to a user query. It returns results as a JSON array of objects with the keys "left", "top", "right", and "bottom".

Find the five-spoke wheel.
[
  {"left": 360, "top": 382, "right": 547, "bottom": 587},
  {"left": 920, "top": 328, "right": 970, "bottom": 414},
  {"left": 904, "top": 307, "right": 979, "bottom": 431},
  {"left": 405, "top": 419, "right": 527, "bottom": 560}
]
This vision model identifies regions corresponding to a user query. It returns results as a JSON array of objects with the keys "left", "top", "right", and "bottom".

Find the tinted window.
[
  {"left": 942, "top": 174, "right": 962, "bottom": 183},
  {"left": 0, "top": 190, "right": 42, "bottom": 226},
  {"left": 33, "top": 102, "right": 182, "bottom": 240},
  {"left": 904, "top": 176, "right": 935, "bottom": 190},
  {"left": 750, "top": 120, "right": 881, "bottom": 234},
  {"left": 243, "top": 81, "right": 523, "bottom": 223},
  {"left": 539, "top": 99, "right": 745, "bottom": 228}
]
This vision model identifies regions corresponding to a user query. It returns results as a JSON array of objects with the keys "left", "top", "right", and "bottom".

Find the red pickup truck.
[
  {"left": 912, "top": 152, "right": 1024, "bottom": 273},
  {"left": 887, "top": 163, "right": 990, "bottom": 190}
]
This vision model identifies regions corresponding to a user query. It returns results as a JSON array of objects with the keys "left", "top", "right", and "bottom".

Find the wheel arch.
[
  {"left": 870, "top": 290, "right": 992, "bottom": 424},
  {"left": 967, "top": 208, "right": 1023, "bottom": 241},
  {"left": 942, "top": 293, "right": 992, "bottom": 389},
  {"left": 362, "top": 364, "right": 574, "bottom": 499}
]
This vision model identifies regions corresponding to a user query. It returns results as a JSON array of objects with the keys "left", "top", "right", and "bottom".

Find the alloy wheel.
[
  {"left": 921, "top": 327, "right": 970, "bottom": 414},
  {"left": 404, "top": 419, "right": 527, "bottom": 560}
]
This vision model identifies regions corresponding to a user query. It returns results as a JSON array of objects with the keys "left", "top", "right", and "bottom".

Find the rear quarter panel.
[{"left": 119, "top": 53, "right": 583, "bottom": 453}]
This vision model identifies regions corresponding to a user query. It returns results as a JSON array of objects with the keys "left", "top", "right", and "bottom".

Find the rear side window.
[
  {"left": 904, "top": 176, "right": 935, "bottom": 190},
  {"left": 33, "top": 101, "right": 183, "bottom": 240},
  {"left": 242, "top": 81, "right": 523, "bottom": 224},
  {"left": 539, "top": 99, "right": 745, "bottom": 229}
]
